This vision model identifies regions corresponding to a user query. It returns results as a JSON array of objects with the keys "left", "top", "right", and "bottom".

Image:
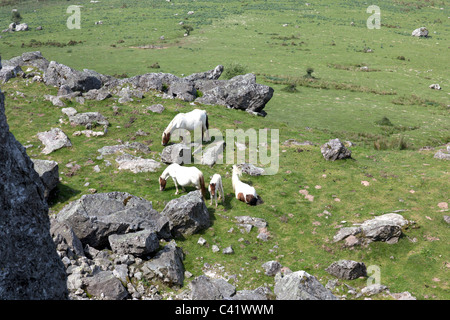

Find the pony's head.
[
  {"left": 159, "top": 176, "right": 167, "bottom": 191},
  {"left": 209, "top": 183, "right": 216, "bottom": 197},
  {"left": 232, "top": 165, "right": 242, "bottom": 177},
  {"left": 162, "top": 131, "right": 171, "bottom": 146}
]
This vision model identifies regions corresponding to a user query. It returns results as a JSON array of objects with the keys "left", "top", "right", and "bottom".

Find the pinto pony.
[
  {"left": 231, "top": 165, "right": 262, "bottom": 206},
  {"left": 159, "top": 163, "right": 207, "bottom": 199},
  {"left": 161, "top": 109, "right": 210, "bottom": 146},
  {"left": 208, "top": 174, "right": 224, "bottom": 208}
]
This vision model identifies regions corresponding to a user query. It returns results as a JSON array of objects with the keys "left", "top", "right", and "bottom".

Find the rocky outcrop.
[
  {"left": 0, "top": 89, "right": 68, "bottom": 299},
  {"left": 4, "top": 52, "right": 273, "bottom": 114}
]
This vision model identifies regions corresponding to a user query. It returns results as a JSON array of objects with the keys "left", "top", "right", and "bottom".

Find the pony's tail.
[
  {"left": 199, "top": 174, "right": 207, "bottom": 201},
  {"left": 205, "top": 114, "right": 209, "bottom": 130}
]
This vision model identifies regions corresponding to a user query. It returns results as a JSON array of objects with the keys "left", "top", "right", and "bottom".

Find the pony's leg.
[
  {"left": 220, "top": 187, "right": 225, "bottom": 205},
  {"left": 172, "top": 177, "right": 179, "bottom": 194}
]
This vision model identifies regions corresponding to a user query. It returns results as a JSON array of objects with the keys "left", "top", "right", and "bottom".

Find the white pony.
[
  {"left": 208, "top": 174, "right": 224, "bottom": 208},
  {"left": 159, "top": 163, "right": 206, "bottom": 199},
  {"left": 162, "top": 109, "right": 210, "bottom": 146},
  {"left": 231, "top": 165, "right": 261, "bottom": 206}
]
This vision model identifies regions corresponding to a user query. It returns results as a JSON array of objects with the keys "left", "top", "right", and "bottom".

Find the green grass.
[{"left": 1, "top": 0, "right": 449, "bottom": 300}]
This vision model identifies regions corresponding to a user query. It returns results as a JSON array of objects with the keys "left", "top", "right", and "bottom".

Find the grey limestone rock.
[
  {"left": 0, "top": 89, "right": 68, "bottom": 299},
  {"left": 160, "top": 190, "right": 211, "bottom": 238},
  {"left": 274, "top": 270, "right": 337, "bottom": 300}
]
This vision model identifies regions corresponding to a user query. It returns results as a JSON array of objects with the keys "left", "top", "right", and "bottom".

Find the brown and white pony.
[
  {"left": 161, "top": 109, "right": 209, "bottom": 146},
  {"left": 159, "top": 163, "right": 206, "bottom": 199},
  {"left": 231, "top": 165, "right": 261, "bottom": 206},
  {"left": 208, "top": 174, "right": 224, "bottom": 208}
]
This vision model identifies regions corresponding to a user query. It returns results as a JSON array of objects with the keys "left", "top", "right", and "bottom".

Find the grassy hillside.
[{"left": 1, "top": 0, "right": 449, "bottom": 299}]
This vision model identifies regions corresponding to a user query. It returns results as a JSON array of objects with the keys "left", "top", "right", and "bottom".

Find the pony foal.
[
  {"left": 208, "top": 174, "right": 224, "bottom": 208},
  {"left": 231, "top": 165, "right": 260, "bottom": 206},
  {"left": 161, "top": 109, "right": 209, "bottom": 146}
]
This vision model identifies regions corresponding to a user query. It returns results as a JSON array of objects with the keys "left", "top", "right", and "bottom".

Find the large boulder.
[
  {"left": 31, "top": 158, "right": 59, "bottom": 200},
  {"left": 44, "top": 61, "right": 102, "bottom": 92},
  {"left": 195, "top": 73, "right": 274, "bottom": 114},
  {"left": 0, "top": 89, "right": 68, "bottom": 299},
  {"left": 56, "top": 192, "right": 171, "bottom": 249},
  {"left": 320, "top": 138, "right": 352, "bottom": 161},
  {"left": 274, "top": 271, "right": 337, "bottom": 300},
  {"left": 160, "top": 190, "right": 211, "bottom": 238}
]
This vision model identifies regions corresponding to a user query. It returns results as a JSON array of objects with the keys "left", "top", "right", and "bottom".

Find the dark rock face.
[
  {"left": 0, "top": 90, "right": 68, "bottom": 300},
  {"left": 56, "top": 192, "right": 171, "bottom": 249}
]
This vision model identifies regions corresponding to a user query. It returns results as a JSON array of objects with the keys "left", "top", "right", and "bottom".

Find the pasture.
[{"left": 0, "top": 0, "right": 449, "bottom": 299}]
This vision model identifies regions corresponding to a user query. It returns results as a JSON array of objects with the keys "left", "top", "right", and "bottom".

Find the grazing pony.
[
  {"left": 208, "top": 174, "right": 224, "bottom": 208},
  {"left": 231, "top": 165, "right": 261, "bottom": 206},
  {"left": 161, "top": 109, "right": 210, "bottom": 146},
  {"left": 159, "top": 163, "right": 206, "bottom": 199}
]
